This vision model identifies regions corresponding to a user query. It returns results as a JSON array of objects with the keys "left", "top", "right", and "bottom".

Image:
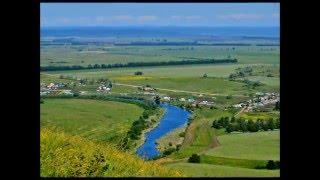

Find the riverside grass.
[{"left": 40, "top": 128, "right": 182, "bottom": 177}]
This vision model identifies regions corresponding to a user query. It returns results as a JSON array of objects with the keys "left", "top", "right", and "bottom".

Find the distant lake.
[{"left": 136, "top": 103, "right": 191, "bottom": 159}]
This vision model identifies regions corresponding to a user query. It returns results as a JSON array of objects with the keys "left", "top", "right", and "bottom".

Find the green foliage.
[
  {"left": 163, "top": 147, "right": 177, "bottom": 156},
  {"left": 41, "top": 58, "right": 238, "bottom": 71},
  {"left": 154, "top": 95, "right": 161, "bottom": 105},
  {"left": 212, "top": 116, "right": 279, "bottom": 133},
  {"left": 188, "top": 154, "right": 201, "bottom": 163}
]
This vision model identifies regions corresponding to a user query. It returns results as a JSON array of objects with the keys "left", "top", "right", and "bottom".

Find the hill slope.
[{"left": 40, "top": 128, "right": 182, "bottom": 177}]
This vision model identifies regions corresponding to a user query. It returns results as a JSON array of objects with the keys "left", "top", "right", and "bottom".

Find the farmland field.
[
  {"left": 40, "top": 98, "right": 144, "bottom": 143},
  {"left": 204, "top": 131, "right": 280, "bottom": 160}
]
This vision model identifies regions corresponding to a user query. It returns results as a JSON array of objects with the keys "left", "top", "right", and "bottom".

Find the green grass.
[
  {"left": 41, "top": 45, "right": 279, "bottom": 67},
  {"left": 41, "top": 128, "right": 182, "bottom": 177},
  {"left": 165, "top": 162, "right": 279, "bottom": 177},
  {"left": 239, "top": 111, "right": 280, "bottom": 121},
  {"left": 200, "top": 155, "right": 267, "bottom": 169},
  {"left": 205, "top": 131, "right": 280, "bottom": 160},
  {"left": 40, "top": 98, "right": 144, "bottom": 144}
]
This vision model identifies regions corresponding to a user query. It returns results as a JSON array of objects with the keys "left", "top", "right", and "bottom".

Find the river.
[{"left": 136, "top": 103, "right": 191, "bottom": 159}]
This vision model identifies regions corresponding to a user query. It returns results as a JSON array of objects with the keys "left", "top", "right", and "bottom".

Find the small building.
[
  {"left": 163, "top": 96, "right": 171, "bottom": 101},
  {"left": 188, "top": 98, "right": 195, "bottom": 103},
  {"left": 179, "top": 98, "right": 186, "bottom": 102}
]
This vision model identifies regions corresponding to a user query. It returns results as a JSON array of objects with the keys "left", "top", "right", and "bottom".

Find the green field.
[
  {"left": 165, "top": 162, "right": 279, "bottom": 177},
  {"left": 41, "top": 45, "right": 279, "bottom": 66},
  {"left": 205, "top": 131, "right": 280, "bottom": 160},
  {"left": 40, "top": 98, "right": 144, "bottom": 143}
]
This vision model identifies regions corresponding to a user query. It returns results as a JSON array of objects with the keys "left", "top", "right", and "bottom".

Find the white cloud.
[{"left": 217, "top": 14, "right": 264, "bottom": 20}]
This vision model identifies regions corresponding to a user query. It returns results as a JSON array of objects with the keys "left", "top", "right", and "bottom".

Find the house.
[
  {"left": 163, "top": 96, "right": 171, "bottom": 101},
  {"left": 188, "top": 98, "right": 195, "bottom": 103},
  {"left": 143, "top": 87, "right": 155, "bottom": 91},
  {"left": 179, "top": 98, "right": 186, "bottom": 102},
  {"left": 97, "top": 85, "right": 111, "bottom": 93},
  {"left": 61, "top": 90, "right": 73, "bottom": 95}
]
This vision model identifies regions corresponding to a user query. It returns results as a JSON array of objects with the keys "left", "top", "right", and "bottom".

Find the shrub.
[
  {"left": 178, "top": 132, "right": 185, "bottom": 137},
  {"left": 162, "top": 147, "right": 176, "bottom": 156},
  {"left": 188, "top": 154, "right": 200, "bottom": 163},
  {"left": 134, "top": 71, "right": 143, "bottom": 75}
]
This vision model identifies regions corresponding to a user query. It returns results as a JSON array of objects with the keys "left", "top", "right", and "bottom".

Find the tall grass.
[{"left": 41, "top": 128, "right": 182, "bottom": 177}]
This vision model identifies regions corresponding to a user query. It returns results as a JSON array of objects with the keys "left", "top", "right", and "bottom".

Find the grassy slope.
[
  {"left": 41, "top": 128, "right": 182, "bottom": 177},
  {"left": 205, "top": 131, "right": 280, "bottom": 160},
  {"left": 41, "top": 98, "right": 144, "bottom": 144},
  {"left": 165, "top": 162, "right": 279, "bottom": 177}
]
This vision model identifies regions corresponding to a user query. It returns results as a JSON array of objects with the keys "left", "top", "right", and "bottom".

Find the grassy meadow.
[
  {"left": 165, "top": 162, "right": 279, "bottom": 177},
  {"left": 204, "top": 131, "right": 280, "bottom": 160},
  {"left": 41, "top": 98, "right": 144, "bottom": 143}
]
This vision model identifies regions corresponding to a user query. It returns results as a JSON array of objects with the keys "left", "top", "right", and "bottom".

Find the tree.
[
  {"left": 274, "top": 101, "right": 280, "bottom": 111},
  {"left": 202, "top": 73, "right": 208, "bottom": 78},
  {"left": 212, "top": 120, "right": 221, "bottom": 129},
  {"left": 247, "top": 119, "right": 258, "bottom": 132},
  {"left": 267, "top": 118, "right": 275, "bottom": 130},
  {"left": 225, "top": 124, "right": 234, "bottom": 133},
  {"left": 239, "top": 119, "right": 248, "bottom": 132},
  {"left": 188, "top": 154, "right": 200, "bottom": 163},
  {"left": 266, "top": 160, "right": 276, "bottom": 170},
  {"left": 275, "top": 118, "right": 280, "bottom": 129},
  {"left": 154, "top": 96, "right": 161, "bottom": 105}
]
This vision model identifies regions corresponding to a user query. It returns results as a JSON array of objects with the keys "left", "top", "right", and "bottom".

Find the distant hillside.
[{"left": 40, "top": 128, "right": 182, "bottom": 177}]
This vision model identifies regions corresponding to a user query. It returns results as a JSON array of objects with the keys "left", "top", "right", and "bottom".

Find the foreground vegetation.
[{"left": 41, "top": 128, "right": 182, "bottom": 177}]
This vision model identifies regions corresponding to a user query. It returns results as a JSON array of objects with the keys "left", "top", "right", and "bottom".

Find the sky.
[{"left": 41, "top": 3, "right": 279, "bottom": 27}]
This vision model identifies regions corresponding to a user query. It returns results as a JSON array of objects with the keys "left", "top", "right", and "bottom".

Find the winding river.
[{"left": 136, "top": 103, "right": 191, "bottom": 159}]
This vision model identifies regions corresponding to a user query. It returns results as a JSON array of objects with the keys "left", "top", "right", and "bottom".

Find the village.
[{"left": 233, "top": 92, "right": 280, "bottom": 112}]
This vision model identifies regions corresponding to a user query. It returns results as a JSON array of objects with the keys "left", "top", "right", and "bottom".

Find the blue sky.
[{"left": 41, "top": 3, "right": 279, "bottom": 27}]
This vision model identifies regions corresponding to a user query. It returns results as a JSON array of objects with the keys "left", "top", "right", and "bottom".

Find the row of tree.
[
  {"left": 41, "top": 58, "right": 238, "bottom": 71},
  {"left": 212, "top": 116, "right": 280, "bottom": 133}
]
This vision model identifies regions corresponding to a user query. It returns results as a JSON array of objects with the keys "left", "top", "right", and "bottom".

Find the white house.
[{"left": 179, "top": 98, "right": 186, "bottom": 102}]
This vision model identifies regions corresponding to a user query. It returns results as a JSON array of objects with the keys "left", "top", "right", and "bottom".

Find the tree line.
[
  {"left": 212, "top": 116, "right": 280, "bottom": 133},
  {"left": 40, "top": 58, "right": 238, "bottom": 71}
]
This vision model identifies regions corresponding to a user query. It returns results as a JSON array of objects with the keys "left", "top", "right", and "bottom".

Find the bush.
[
  {"left": 179, "top": 132, "right": 185, "bottom": 137},
  {"left": 134, "top": 71, "right": 143, "bottom": 75},
  {"left": 162, "top": 147, "right": 176, "bottom": 156},
  {"left": 266, "top": 160, "right": 280, "bottom": 170},
  {"left": 188, "top": 154, "right": 200, "bottom": 163}
]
